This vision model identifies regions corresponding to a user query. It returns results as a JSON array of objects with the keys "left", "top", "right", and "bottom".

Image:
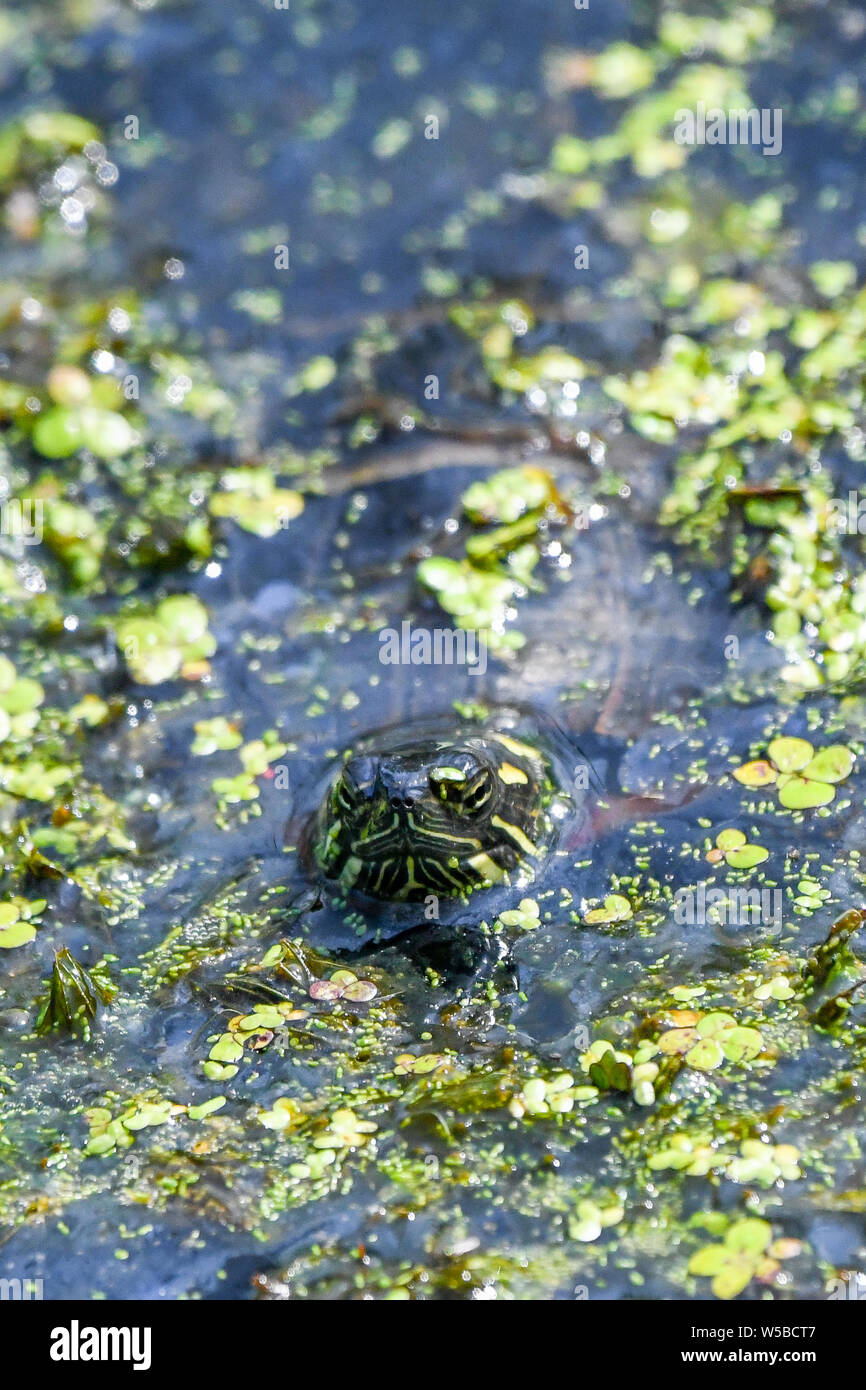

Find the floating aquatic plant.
[
  {"left": 211, "top": 772, "right": 259, "bottom": 805},
  {"left": 417, "top": 465, "right": 571, "bottom": 654},
  {"left": 568, "top": 1197, "right": 624, "bottom": 1244},
  {"left": 648, "top": 1133, "right": 720, "bottom": 1177},
  {"left": 793, "top": 877, "right": 832, "bottom": 914},
  {"left": 496, "top": 897, "right": 541, "bottom": 931},
  {"left": 733, "top": 737, "right": 854, "bottom": 809},
  {"left": 754, "top": 975, "right": 796, "bottom": 1002},
  {"left": 579, "top": 1039, "right": 660, "bottom": 1106},
  {"left": 115, "top": 594, "right": 216, "bottom": 684},
  {"left": 726, "top": 1140, "right": 801, "bottom": 1187},
  {"left": 508, "top": 1072, "right": 585, "bottom": 1118},
  {"left": 84, "top": 1096, "right": 184, "bottom": 1157},
  {"left": 416, "top": 557, "right": 524, "bottom": 653},
  {"left": 802, "top": 907, "right": 866, "bottom": 991},
  {"left": 192, "top": 717, "right": 243, "bottom": 755},
  {"left": 35, "top": 948, "right": 114, "bottom": 1034},
  {"left": 309, "top": 970, "right": 378, "bottom": 1003},
  {"left": 688, "top": 1218, "right": 782, "bottom": 1300},
  {"left": 462, "top": 466, "right": 556, "bottom": 525},
  {"left": 0, "top": 896, "right": 45, "bottom": 949},
  {"left": 312, "top": 1108, "right": 378, "bottom": 1151},
  {"left": 209, "top": 466, "right": 304, "bottom": 538},
  {"left": 656, "top": 1011, "right": 764, "bottom": 1070},
  {"left": 583, "top": 893, "right": 633, "bottom": 925},
  {"left": 258, "top": 1097, "right": 304, "bottom": 1132},
  {"left": 394, "top": 1052, "right": 449, "bottom": 1076},
  {"left": 705, "top": 827, "right": 768, "bottom": 869}
]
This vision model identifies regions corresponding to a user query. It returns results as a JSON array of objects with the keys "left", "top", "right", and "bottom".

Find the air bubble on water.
[
  {"left": 92, "top": 350, "right": 115, "bottom": 372},
  {"left": 20, "top": 298, "right": 42, "bottom": 321},
  {"left": 96, "top": 162, "right": 119, "bottom": 186},
  {"left": 205, "top": 561, "right": 222, "bottom": 578},
  {"left": 54, "top": 163, "right": 80, "bottom": 192},
  {"left": 60, "top": 196, "right": 85, "bottom": 226},
  {"left": 164, "top": 257, "right": 185, "bottom": 280},
  {"left": 108, "top": 307, "right": 132, "bottom": 334},
  {"left": 166, "top": 375, "right": 192, "bottom": 404},
  {"left": 21, "top": 564, "right": 46, "bottom": 593}
]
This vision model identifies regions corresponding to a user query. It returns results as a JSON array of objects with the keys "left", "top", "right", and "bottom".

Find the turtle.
[{"left": 307, "top": 708, "right": 575, "bottom": 904}]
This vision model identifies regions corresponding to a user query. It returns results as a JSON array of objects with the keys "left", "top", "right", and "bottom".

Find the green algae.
[
  {"left": 115, "top": 595, "right": 216, "bottom": 685},
  {"left": 1, "top": 1, "right": 865, "bottom": 1305}
]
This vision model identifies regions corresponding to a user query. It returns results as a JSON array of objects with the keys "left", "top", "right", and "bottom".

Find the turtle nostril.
[{"left": 404, "top": 797, "right": 414, "bottom": 809}]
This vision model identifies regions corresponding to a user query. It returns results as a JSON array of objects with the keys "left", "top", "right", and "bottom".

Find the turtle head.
[{"left": 313, "top": 728, "right": 552, "bottom": 902}]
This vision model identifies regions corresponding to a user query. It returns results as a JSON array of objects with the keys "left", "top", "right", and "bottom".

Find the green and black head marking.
[{"left": 310, "top": 712, "right": 569, "bottom": 902}]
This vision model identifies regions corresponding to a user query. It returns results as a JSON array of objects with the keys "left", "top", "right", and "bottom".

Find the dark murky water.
[{"left": 1, "top": 0, "right": 866, "bottom": 1300}]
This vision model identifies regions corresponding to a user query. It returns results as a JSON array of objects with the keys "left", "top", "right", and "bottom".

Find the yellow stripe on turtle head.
[
  {"left": 491, "top": 733, "right": 541, "bottom": 763},
  {"left": 491, "top": 814, "right": 539, "bottom": 857},
  {"left": 497, "top": 761, "right": 529, "bottom": 786},
  {"left": 466, "top": 851, "right": 506, "bottom": 884}
]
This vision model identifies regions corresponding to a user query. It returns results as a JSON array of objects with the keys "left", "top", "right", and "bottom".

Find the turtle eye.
[
  {"left": 459, "top": 769, "right": 494, "bottom": 814},
  {"left": 429, "top": 765, "right": 468, "bottom": 802},
  {"left": 429, "top": 764, "right": 493, "bottom": 814}
]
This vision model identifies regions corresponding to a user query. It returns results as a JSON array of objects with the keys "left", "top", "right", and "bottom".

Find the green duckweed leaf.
[
  {"left": 725, "top": 843, "right": 769, "bottom": 869},
  {"left": 777, "top": 776, "right": 835, "bottom": 809},
  {"left": 685, "top": 1037, "right": 724, "bottom": 1070},
  {"left": 720, "top": 1026, "right": 763, "bottom": 1063},
  {"left": 767, "top": 737, "right": 814, "bottom": 773},
  {"left": 584, "top": 893, "right": 633, "bottom": 925},
  {"left": 800, "top": 745, "right": 854, "bottom": 784}
]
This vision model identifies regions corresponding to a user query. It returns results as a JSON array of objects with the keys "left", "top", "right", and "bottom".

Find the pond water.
[{"left": 1, "top": 0, "right": 866, "bottom": 1300}]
